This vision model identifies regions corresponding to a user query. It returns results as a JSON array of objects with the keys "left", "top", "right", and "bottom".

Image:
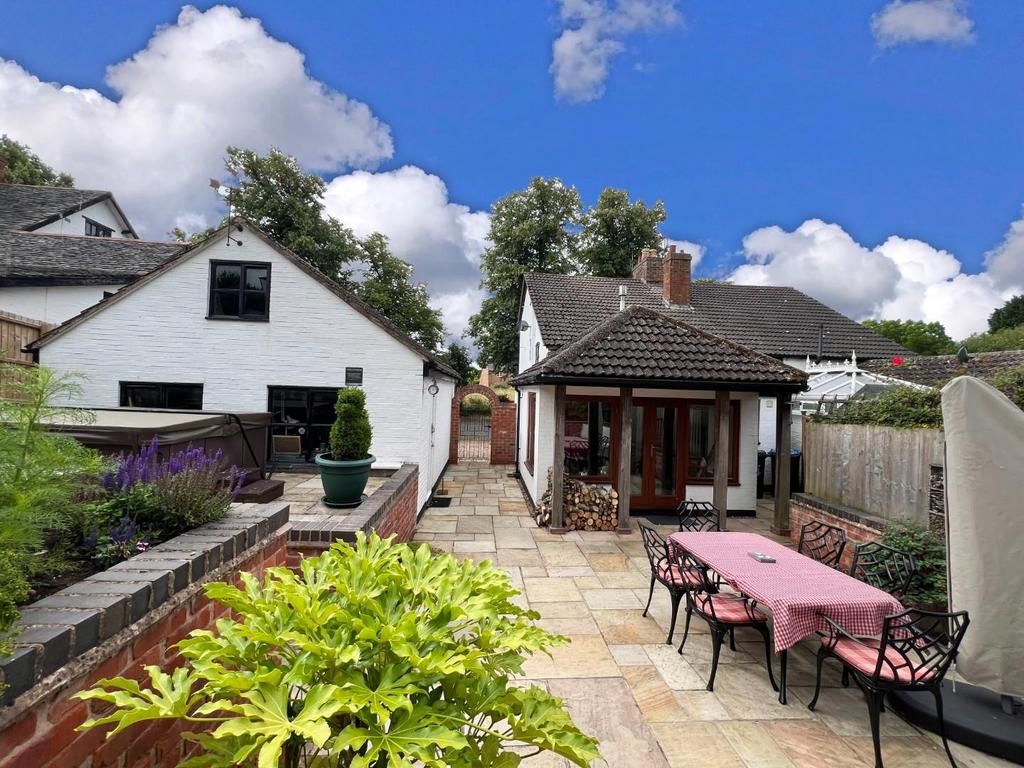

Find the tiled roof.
[
  {"left": 861, "top": 350, "right": 1024, "bottom": 388},
  {"left": 0, "top": 183, "right": 112, "bottom": 231},
  {"left": 523, "top": 273, "right": 910, "bottom": 360},
  {"left": 511, "top": 306, "right": 807, "bottom": 389},
  {"left": 0, "top": 230, "right": 185, "bottom": 286}
]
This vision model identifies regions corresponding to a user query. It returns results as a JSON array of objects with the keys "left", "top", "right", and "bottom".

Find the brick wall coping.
[
  {"left": 288, "top": 463, "right": 418, "bottom": 545},
  {"left": 0, "top": 501, "right": 289, "bottom": 709},
  {"left": 791, "top": 492, "right": 886, "bottom": 533}
]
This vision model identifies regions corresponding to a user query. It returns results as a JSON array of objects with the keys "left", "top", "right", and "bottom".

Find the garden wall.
[
  {"left": 448, "top": 384, "right": 516, "bottom": 465},
  {"left": 287, "top": 463, "right": 418, "bottom": 568},
  {"left": 0, "top": 501, "right": 290, "bottom": 768},
  {"left": 803, "top": 421, "right": 944, "bottom": 524}
]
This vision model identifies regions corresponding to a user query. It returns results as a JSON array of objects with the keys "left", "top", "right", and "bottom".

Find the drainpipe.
[{"left": 512, "top": 387, "right": 522, "bottom": 478}]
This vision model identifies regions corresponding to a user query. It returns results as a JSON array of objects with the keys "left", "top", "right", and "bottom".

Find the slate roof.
[
  {"left": 860, "top": 350, "right": 1024, "bottom": 388},
  {"left": 0, "top": 183, "right": 114, "bottom": 231},
  {"left": 523, "top": 273, "right": 910, "bottom": 360},
  {"left": 511, "top": 306, "right": 807, "bottom": 390},
  {"left": 0, "top": 230, "right": 185, "bottom": 286}
]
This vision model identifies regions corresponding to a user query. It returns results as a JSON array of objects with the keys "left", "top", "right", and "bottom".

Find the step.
[{"left": 236, "top": 478, "right": 285, "bottom": 503}]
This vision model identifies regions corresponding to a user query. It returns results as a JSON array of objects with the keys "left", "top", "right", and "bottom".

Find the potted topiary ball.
[{"left": 315, "top": 388, "right": 374, "bottom": 507}]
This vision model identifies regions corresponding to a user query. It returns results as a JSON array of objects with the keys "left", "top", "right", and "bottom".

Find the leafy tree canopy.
[
  {"left": 862, "top": 319, "right": 956, "bottom": 356},
  {"left": 441, "top": 343, "right": 476, "bottom": 386},
  {"left": 989, "top": 295, "right": 1024, "bottom": 333},
  {"left": 0, "top": 136, "right": 74, "bottom": 187},
  {"left": 355, "top": 233, "right": 446, "bottom": 352},
  {"left": 578, "top": 188, "right": 665, "bottom": 277},
  {"left": 961, "top": 324, "right": 1024, "bottom": 353},
  {"left": 224, "top": 147, "right": 361, "bottom": 284},
  {"left": 468, "top": 178, "right": 582, "bottom": 373}
]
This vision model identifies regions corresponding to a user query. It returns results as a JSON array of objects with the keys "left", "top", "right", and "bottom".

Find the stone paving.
[
  {"left": 413, "top": 463, "right": 1013, "bottom": 768},
  {"left": 277, "top": 470, "right": 386, "bottom": 525}
]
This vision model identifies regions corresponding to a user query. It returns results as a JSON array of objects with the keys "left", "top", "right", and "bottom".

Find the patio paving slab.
[{"left": 417, "top": 464, "right": 1015, "bottom": 768}]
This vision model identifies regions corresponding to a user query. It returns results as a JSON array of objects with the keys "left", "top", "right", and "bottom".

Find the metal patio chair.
[
  {"left": 798, "top": 520, "right": 847, "bottom": 568},
  {"left": 849, "top": 541, "right": 918, "bottom": 599},
  {"left": 638, "top": 521, "right": 702, "bottom": 644},
  {"left": 676, "top": 500, "right": 721, "bottom": 532},
  {"left": 809, "top": 608, "right": 970, "bottom": 768}
]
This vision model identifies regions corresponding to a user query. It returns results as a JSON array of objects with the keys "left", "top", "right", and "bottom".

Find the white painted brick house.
[{"left": 28, "top": 220, "right": 456, "bottom": 509}]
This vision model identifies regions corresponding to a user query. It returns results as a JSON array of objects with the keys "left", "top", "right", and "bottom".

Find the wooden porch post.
[
  {"left": 773, "top": 394, "right": 792, "bottom": 535},
  {"left": 617, "top": 387, "right": 633, "bottom": 532},
  {"left": 713, "top": 390, "right": 731, "bottom": 530},
  {"left": 551, "top": 384, "right": 567, "bottom": 531}
]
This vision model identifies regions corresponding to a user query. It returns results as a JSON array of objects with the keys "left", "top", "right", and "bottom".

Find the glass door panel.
[
  {"left": 653, "top": 405, "right": 677, "bottom": 497},
  {"left": 629, "top": 405, "right": 645, "bottom": 496}
]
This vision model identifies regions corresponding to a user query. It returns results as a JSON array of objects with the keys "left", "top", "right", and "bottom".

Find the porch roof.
[{"left": 510, "top": 306, "right": 807, "bottom": 392}]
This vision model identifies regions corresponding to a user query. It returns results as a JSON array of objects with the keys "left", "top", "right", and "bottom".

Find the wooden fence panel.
[
  {"left": 0, "top": 309, "right": 47, "bottom": 366},
  {"left": 804, "top": 421, "right": 944, "bottom": 524}
]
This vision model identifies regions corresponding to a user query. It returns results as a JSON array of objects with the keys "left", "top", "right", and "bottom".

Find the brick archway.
[{"left": 449, "top": 384, "right": 517, "bottom": 465}]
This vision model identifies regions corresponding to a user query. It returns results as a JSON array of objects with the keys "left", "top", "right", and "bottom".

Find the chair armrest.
[{"left": 819, "top": 613, "right": 871, "bottom": 649}]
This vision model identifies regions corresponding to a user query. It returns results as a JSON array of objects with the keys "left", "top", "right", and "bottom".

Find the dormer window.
[
  {"left": 83, "top": 217, "right": 113, "bottom": 238},
  {"left": 208, "top": 261, "right": 271, "bottom": 321}
]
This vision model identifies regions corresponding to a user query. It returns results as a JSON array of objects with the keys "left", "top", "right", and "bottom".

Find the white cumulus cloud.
[
  {"left": 984, "top": 209, "right": 1024, "bottom": 294},
  {"left": 871, "top": 0, "right": 975, "bottom": 48},
  {"left": 0, "top": 5, "right": 393, "bottom": 236},
  {"left": 664, "top": 237, "right": 705, "bottom": 268},
  {"left": 551, "top": 0, "right": 681, "bottom": 103},
  {"left": 729, "top": 218, "right": 1018, "bottom": 341},
  {"left": 322, "top": 165, "right": 489, "bottom": 295}
]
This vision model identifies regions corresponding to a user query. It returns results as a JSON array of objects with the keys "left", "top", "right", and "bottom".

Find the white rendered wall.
[
  {"left": 517, "top": 291, "right": 549, "bottom": 374},
  {"left": 0, "top": 284, "right": 123, "bottom": 324},
  {"left": 39, "top": 223, "right": 437, "bottom": 504},
  {"left": 33, "top": 200, "right": 132, "bottom": 238}
]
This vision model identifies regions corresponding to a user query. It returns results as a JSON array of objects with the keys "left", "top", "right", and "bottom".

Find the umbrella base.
[{"left": 889, "top": 681, "right": 1024, "bottom": 765}]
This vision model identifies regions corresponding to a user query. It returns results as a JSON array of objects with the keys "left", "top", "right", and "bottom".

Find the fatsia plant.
[{"left": 75, "top": 533, "right": 601, "bottom": 767}]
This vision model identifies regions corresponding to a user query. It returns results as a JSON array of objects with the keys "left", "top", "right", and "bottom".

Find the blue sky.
[{"left": 1, "top": 1, "right": 1022, "bottom": 341}]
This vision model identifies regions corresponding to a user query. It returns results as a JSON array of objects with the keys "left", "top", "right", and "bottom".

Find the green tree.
[
  {"left": 355, "top": 233, "right": 446, "bottom": 352},
  {"left": 441, "top": 343, "right": 475, "bottom": 386},
  {"left": 862, "top": 319, "right": 956, "bottom": 356},
  {"left": 0, "top": 136, "right": 74, "bottom": 187},
  {"left": 989, "top": 295, "right": 1024, "bottom": 332},
  {"left": 468, "top": 178, "right": 582, "bottom": 373},
  {"left": 578, "top": 188, "right": 666, "bottom": 277},
  {"left": 224, "top": 147, "right": 361, "bottom": 284},
  {"left": 961, "top": 325, "right": 1024, "bottom": 352}
]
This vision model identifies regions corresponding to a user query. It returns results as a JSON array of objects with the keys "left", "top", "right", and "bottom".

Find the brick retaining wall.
[
  {"left": 0, "top": 502, "right": 290, "bottom": 768},
  {"left": 790, "top": 493, "right": 886, "bottom": 571},
  {"left": 287, "top": 463, "right": 418, "bottom": 569}
]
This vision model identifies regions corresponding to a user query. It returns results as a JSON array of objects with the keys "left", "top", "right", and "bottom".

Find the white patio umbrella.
[{"left": 941, "top": 375, "right": 1024, "bottom": 697}]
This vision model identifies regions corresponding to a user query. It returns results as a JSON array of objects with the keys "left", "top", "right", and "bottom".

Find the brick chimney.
[
  {"left": 662, "top": 244, "right": 692, "bottom": 305},
  {"left": 632, "top": 247, "right": 663, "bottom": 283}
]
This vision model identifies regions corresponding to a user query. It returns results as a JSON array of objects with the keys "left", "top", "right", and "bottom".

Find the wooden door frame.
[{"left": 629, "top": 397, "right": 686, "bottom": 510}]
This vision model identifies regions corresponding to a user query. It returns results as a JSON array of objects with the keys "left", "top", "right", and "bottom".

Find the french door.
[
  {"left": 629, "top": 399, "right": 684, "bottom": 509},
  {"left": 268, "top": 386, "right": 340, "bottom": 462}
]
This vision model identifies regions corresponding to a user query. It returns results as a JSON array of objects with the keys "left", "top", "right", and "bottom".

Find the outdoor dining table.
[{"left": 668, "top": 530, "right": 904, "bottom": 705}]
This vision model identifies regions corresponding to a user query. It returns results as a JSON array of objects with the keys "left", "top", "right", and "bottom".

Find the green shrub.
[
  {"left": 881, "top": 520, "right": 947, "bottom": 610},
  {"left": 989, "top": 365, "right": 1024, "bottom": 410},
  {"left": 75, "top": 533, "right": 601, "bottom": 767},
  {"left": 461, "top": 393, "right": 492, "bottom": 415},
  {"left": 329, "top": 388, "right": 372, "bottom": 460},
  {"left": 961, "top": 324, "right": 1024, "bottom": 353},
  {"left": 813, "top": 386, "right": 942, "bottom": 428},
  {"left": 0, "top": 364, "right": 103, "bottom": 665}
]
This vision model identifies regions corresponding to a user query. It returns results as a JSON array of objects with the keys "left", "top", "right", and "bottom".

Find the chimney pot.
[{"left": 662, "top": 249, "right": 692, "bottom": 305}]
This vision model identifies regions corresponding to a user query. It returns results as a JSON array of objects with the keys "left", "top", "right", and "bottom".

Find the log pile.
[{"left": 533, "top": 470, "right": 618, "bottom": 531}]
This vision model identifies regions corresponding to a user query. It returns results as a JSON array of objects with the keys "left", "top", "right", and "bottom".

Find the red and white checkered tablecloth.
[{"left": 668, "top": 531, "right": 904, "bottom": 652}]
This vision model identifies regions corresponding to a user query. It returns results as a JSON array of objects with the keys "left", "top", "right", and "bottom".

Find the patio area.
[{"left": 413, "top": 463, "right": 1013, "bottom": 768}]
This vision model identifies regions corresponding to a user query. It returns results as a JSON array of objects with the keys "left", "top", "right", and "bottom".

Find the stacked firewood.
[{"left": 534, "top": 470, "right": 618, "bottom": 531}]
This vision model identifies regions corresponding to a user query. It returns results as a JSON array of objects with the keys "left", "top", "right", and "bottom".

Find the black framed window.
[
  {"left": 345, "top": 367, "right": 363, "bottom": 386},
  {"left": 84, "top": 217, "right": 113, "bottom": 238},
  {"left": 208, "top": 261, "right": 271, "bottom": 320},
  {"left": 120, "top": 382, "right": 203, "bottom": 410}
]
